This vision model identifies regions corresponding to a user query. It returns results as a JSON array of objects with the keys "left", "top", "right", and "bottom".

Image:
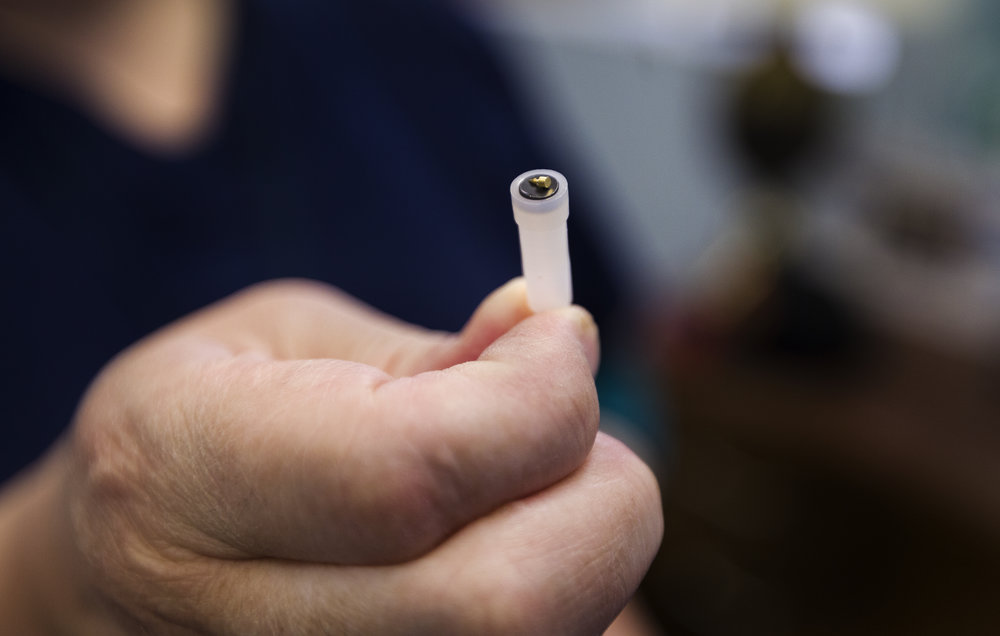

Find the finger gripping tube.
[{"left": 510, "top": 169, "right": 572, "bottom": 312}]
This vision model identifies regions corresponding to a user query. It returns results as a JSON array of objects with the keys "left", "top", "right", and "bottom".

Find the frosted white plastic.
[{"left": 510, "top": 169, "right": 572, "bottom": 312}]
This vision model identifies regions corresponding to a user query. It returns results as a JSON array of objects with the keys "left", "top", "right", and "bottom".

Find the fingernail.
[{"left": 568, "top": 306, "right": 598, "bottom": 340}]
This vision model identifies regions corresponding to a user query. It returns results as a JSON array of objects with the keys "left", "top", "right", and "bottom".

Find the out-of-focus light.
[
  {"left": 792, "top": 0, "right": 901, "bottom": 95},
  {"left": 693, "top": 0, "right": 778, "bottom": 70}
]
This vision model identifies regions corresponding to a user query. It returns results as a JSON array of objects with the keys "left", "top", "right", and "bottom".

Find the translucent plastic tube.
[{"left": 510, "top": 169, "right": 572, "bottom": 312}]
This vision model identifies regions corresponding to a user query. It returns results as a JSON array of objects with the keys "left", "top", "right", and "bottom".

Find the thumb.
[
  {"left": 422, "top": 277, "right": 600, "bottom": 375},
  {"left": 436, "top": 278, "right": 535, "bottom": 369}
]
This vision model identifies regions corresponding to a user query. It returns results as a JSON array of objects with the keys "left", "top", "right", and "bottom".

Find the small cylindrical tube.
[{"left": 510, "top": 169, "right": 572, "bottom": 312}]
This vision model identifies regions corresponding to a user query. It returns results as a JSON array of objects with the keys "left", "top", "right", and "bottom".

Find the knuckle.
[
  {"left": 531, "top": 367, "right": 600, "bottom": 460},
  {"left": 71, "top": 375, "right": 142, "bottom": 506},
  {"left": 444, "top": 560, "right": 577, "bottom": 636},
  {"left": 531, "top": 332, "right": 600, "bottom": 431},
  {"left": 479, "top": 587, "right": 556, "bottom": 635},
  {"left": 360, "top": 454, "right": 455, "bottom": 563}
]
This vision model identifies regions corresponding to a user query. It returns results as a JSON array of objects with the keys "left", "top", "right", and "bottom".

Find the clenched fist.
[{"left": 0, "top": 279, "right": 662, "bottom": 635}]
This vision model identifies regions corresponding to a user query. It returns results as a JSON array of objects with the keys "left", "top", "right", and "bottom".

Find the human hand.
[{"left": 0, "top": 279, "right": 662, "bottom": 635}]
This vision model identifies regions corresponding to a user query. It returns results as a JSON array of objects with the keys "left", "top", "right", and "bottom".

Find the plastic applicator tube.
[{"left": 510, "top": 169, "right": 572, "bottom": 312}]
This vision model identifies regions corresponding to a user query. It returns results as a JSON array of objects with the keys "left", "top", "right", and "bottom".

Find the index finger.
[{"left": 151, "top": 307, "right": 601, "bottom": 566}]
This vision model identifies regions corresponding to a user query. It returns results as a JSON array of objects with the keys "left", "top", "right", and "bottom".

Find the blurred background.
[
  {"left": 2, "top": 0, "right": 998, "bottom": 632},
  {"left": 461, "top": 0, "right": 1000, "bottom": 634}
]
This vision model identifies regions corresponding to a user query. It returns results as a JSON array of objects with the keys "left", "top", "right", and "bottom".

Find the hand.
[{"left": 0, "top": 279, "right": 662, "bottom": 635}]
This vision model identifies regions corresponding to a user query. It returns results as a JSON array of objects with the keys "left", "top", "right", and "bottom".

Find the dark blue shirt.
[{"left": 0, "top": 0, "right": 623, "bottom": 481}]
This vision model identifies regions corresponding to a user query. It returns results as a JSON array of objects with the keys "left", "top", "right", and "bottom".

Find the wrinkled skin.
[{"left": 0, "top": 279, "right": 663, "bottom": 635}]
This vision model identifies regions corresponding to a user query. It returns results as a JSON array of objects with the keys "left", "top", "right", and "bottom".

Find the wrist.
[{"left": 0, "top": 443, "right": 116, "bottom": 635}]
